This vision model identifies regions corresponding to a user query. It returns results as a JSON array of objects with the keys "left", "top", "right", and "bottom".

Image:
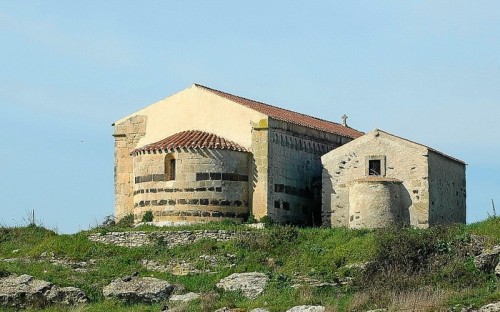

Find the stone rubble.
[
  {"left": 474, "top": 245, "right": 500, "bottom": 273},
  {"left": 285, "top": 305, "right": 326, "bottom": 312},
  {"left": 291, "top": 275, "right": 336, "bottom": 289},
  {"left": 103, "top": 276, "right": 174, "bottom": 304},
  {"left": 216, "top": 272, "right": 269, "bottom": 299},
  {"left": 169, "top": 292, "right": 200, "bottom": 302},
  {"left": 478, "top": 301, "right": 500, "bottom": 312},
  {"left": 0, "top": 274, "right": 87, "bottom": 309},
  {"left": 88, "top": 230, "right": 250, "bottom": 248},
  {"left": 141, "top": 253, "right": 237, "bottom": 275}
]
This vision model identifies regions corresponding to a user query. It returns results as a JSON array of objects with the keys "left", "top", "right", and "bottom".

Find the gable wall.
[
  {"left": 115, "top": 85, "right": 268, "bottom": 150},
  {"left": 428, "top": 151, "right": 466, "bottom": 225},
  {"left": 322, "top": 131, "right": 431, "bottom": 228},
  {"left": 113, "top": 85, "right": 267, "bottom": 220}
]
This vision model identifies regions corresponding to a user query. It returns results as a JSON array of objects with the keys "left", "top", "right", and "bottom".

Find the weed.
[{"left": 141, "top": 211, "right": 154, "bottom": 223}]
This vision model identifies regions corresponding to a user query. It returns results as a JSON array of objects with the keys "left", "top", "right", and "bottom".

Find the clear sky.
[{"left": 1, "top": 1, "right": 499, "bottom": 233}]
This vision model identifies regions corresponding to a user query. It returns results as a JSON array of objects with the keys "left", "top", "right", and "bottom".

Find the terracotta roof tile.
[
  {"left": 195, "top": 84, "right": 364, "bottom": 139},
  {"left": 133, "top": 130, "right": 248, "bottom": 155}
]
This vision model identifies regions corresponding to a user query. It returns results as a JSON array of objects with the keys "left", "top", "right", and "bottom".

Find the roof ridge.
[{"left": 194, "top": 83, "right": 352, "bottom": 129}]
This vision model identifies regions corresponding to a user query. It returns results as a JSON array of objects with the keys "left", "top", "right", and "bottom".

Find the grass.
[{"left": 0, "top": 218, "right": 499, "bottom": 311}]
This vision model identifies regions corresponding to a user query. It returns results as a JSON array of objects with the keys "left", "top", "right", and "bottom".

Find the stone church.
[{"left": 113, "top": 84, "right": 466, "bottom": 228}]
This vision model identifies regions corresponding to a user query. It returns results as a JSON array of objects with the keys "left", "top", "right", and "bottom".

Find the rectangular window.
[{"left": 368, "top": 159, "right": 381, "bottom": 176}]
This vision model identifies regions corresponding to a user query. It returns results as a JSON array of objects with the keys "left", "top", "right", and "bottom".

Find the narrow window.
[
  {"left": 368, "top": 159, "right": 381, "bottom": 176},
  {"left": 165, "top": 154, "right": 176, "bottom": 181}
]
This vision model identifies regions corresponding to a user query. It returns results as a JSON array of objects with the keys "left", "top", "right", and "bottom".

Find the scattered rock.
[
  {"left": 0, "top": 274, "right": 87, "bottom": 309},
  {"left": 214, "top": 308, "right": 245, "bottom": 312},
  {"left": 365, "top": 309, "right": 387, "bottom": 312},
  {"left": 245, "top": 223, "right": 265, "bottom": 229},
  {"left": 250, "top": 309, "right": 270, "bottom": 312},
  {"left": 478, "top": 301, "right": 500, "bottom": 312},
  {"left": 103, "top": 276, "right": 174, "bottom": 304},
  {"left": 286, "top": 305, "right": 325, "bottom": 312},
  {"left": 49, "top": 286, "right": 89, "bottom": 305},
  {"left": 169, "top": 292, "right": 200, "bottom": 302},
  {"left": 291, "top": 275, "right": 336, "bottom": 289},
  {"left": 474, "top": 246, "right": 500, "bottom": 273},
  {"left": 216, "top": 272, "right": 268, "bottom": 299},
  {"left": 142, "top": 254, "right": 236, "bottom": 276}
]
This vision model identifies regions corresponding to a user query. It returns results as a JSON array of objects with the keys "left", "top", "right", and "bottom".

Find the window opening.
[
  {"left": 165, "top": 154, "right": 176, "bottom": 181},
  {"left": 368, "top": 159, "right": 381, "bottom": 176}
]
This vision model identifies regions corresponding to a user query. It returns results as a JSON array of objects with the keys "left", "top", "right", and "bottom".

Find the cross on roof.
[{"left": 342, "top": 114, "right": 348, "bottom": 127}]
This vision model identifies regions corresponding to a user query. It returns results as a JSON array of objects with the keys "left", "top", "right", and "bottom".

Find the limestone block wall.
[
  {"left": 251, "top": 119, "right": 269, "bottom": 220},
  {"left": 348, "top": 178, "right": 404, "bottom": 228},
  {"left": 267, "top": 127, "right": 340, "bottom": 225},
  {"left": 428, "top": 151, "right": 466, "bottom": 225},
  {"left": 322, "top": 131, "right": 431, "bottom": 228},
  {"left": 114, "top": 115, "right": 147, "bottom": 220},
  {"left": 133, "top": 148, "right": 250, "bottom": 223}
]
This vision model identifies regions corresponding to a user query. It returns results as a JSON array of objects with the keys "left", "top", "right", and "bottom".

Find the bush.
[
  {"left": 116, "top": 214, "right": 134, "bottom": 227},
  {"left": 141, "top": 211, "right": 154, "bottom": 223},
  {"left": 259, "top": 216, "right": 273, "bottom": 226}
]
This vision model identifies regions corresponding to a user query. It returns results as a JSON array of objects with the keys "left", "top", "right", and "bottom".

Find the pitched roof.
[
  {"left": 195, "top": 84, "right": 364, "bottom": 139},
  {"left": 132, "top": 130, "right": 248, "bottom": 155}
]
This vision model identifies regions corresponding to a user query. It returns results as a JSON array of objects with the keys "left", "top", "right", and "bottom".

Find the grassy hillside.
[{"left": 0, "top": 217, "right": 499, "bottom": 311}]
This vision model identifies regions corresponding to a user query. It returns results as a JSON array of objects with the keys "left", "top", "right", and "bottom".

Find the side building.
[
  {"left": 113, "top": 84, "right": 363, "bottom": 225},
  {"left": 321, "top": 129, "right": 466, "bottom": 228}
]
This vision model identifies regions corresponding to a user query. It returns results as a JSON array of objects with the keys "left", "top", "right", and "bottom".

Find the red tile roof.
[
  {"left": 195, "top": 84, "right": 364, "bottom": 139},
  {"left": 133, "top": 130, "right": 248, "bottom": 155}
]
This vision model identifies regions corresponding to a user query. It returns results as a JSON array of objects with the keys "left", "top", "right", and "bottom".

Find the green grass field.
[{"left": 0, "top": 217, "right": 499, "bottom": 311}]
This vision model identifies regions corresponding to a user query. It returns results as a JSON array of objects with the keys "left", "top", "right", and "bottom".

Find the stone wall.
[
  {"left": 259, "top": 118, "right": 354, "bottom": 225},
  {"left": 322, "top": 130, "right": 431, "bottom": 228},
  {"left": 114, "top": 115, "right": 148, "bottom": 220},
  {"left": 428, "top": 151, "right": 466, "bottom": 225},
  {"left": 348, "top": 178, "right": 404, "bottom": 228},
  {"left": 267, "top": 128, "right": 337, "bottom": 224},
  {"left": 251, "top": 119, "right": 269, "bottom": 220},
  {"left": 133, "top": 148, "right": 250, "bottom": 223},
  {"left": 88, "top": 230, "right": 243, "bottom": 248}
]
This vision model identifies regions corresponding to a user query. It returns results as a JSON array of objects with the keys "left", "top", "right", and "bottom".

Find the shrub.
[
  {"left": 259, "top": 216, "right": 273, "bottom": 226},
  {"left": 116, "top": 214, "right": 134, "bottom": 228},
  {"left": 141, "top": 211, "right": 154, "bottom": 223}
]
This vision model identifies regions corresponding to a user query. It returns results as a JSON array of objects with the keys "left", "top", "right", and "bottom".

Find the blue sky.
[{"left": 1, "top": 1, "right": 499, "bottom": 233}]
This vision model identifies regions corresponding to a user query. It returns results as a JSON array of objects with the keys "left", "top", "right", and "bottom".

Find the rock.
[
  {"left": 474, "top": 246, "right": 500, "bottom": 273},
  {"left": 48, "top": 287, "right": 88, "bottom": 305},
  {"left": 214, "top": 308, "right": 245, "bottom": 312},
  {"left": 169, "top": 292, "right": 200, "bottom": 302},
  {"left": 245, "top": 223, "right": 265, "bottom": 229},
  {"left": 0, "top": 274, "right": 87, "bottom": 309},
  {"left": 216, "top": 272, "right": 268, "bottom": 299},
  {"left": 286, "top": 306, "right": 325, "bottom": 312},
  {"left": 495, "top": 262, "right": 500, "bottom": 277},
  {"left": 250, "top": 309, "right": 270, "bottom": 312},
  {"left": 291, "top": 275, "right": 336, "bottom": 289},
  {"left": 103, "top": 276, "right": 174, "bottom": 304},
  {"left": 478, "top": 301, "right": 500, "bottom": 312}
]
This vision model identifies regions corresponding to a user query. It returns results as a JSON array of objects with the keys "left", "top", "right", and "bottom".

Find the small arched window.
[{"left": 165, "top": 154, "right": 176, "bottom": 181}]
